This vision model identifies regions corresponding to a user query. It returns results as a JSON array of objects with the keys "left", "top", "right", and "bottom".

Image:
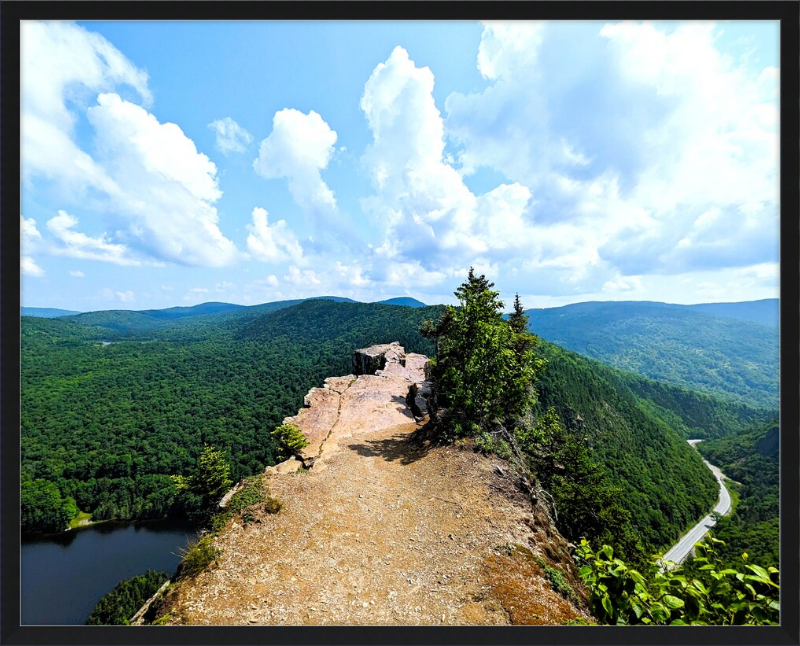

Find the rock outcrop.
[
  {"left": 155, "top": 344, "right": 589, "bottom": 626},
  {"left": 278, "top": 343, "right": 430, "bottom": 472}
]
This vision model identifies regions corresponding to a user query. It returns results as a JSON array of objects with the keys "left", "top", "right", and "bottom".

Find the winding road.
[{"left": 661, "top": 439, "right": 732, "bottom": 566}]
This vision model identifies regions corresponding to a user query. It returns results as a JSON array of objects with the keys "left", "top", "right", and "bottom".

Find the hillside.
[
  {"left": 680, "top": 298, "right": 778, "bottom": 327},
  {"left": 375, "top": 297, "right": 427, "bottom": 308},
  {"left": 152, "top": 346, "right": 590, "bottom": 625},
  {"left": 21, "top": 307, "right": 82, "bottom": 318},
  {"left": 534, "top": 342, "right": 718, "bottom": 550},
  {"left": 21, "top": 299, "right": 740, "bottom": 559},
  {"left": 694, "top": 419, "right": 779, "bottom": 567},
  {"left": 526, "top": 301, "right": 778, "bottom": 408}
]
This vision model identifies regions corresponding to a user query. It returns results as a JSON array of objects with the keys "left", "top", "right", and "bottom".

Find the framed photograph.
[{"left": 5, "top": 2, "right": 798, "bottom": 645}]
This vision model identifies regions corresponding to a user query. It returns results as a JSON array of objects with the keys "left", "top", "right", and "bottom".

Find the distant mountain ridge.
[
  {"left": 525, "top": 300, "right": 778, "bottom": 408},
  {"left": 21, "top": 307, "right": 81, "bottom": 318},
  {"left": 678, "top": 298, "right": 778, "bottom": 327}
]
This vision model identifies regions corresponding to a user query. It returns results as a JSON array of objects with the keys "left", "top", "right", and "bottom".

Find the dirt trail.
[{"left": 162, "top": 348, "right": 589, "bottom": 625}]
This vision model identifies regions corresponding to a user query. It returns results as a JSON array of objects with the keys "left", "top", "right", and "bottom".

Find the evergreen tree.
[
  {"left": 422, "top": 269, "right": 544, "bottom": 438},
  {"left": 172, "top": 445, "right": 233, "bottom": 510}
]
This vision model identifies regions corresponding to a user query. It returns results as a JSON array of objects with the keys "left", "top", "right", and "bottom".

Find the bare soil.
[{"left": 160, "top": 422, "right": 590, "bottom": 625}]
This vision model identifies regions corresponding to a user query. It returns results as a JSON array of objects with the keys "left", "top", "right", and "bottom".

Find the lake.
[{"left": 22, "top": 518, "right": 197, "bottom": 625}]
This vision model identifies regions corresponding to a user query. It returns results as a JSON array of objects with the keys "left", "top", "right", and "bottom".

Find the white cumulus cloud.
[
  {"left": 46, "top": 210, "right": 143, "bottom": 265},
  {"left": 360, "top": 46, "right": 542, "bottom": 289},
  {"left": 253, "top": 109, "right": 338, "bottom": 218},
  {"left": 283, "top": 265, "right": 321, "bottom": 286},
  {"left": 21, "top": 22, "right": 239, "bottom": 269},
  {"left": 441, "top": 20, "right": 779, "bottom": 291},
  {"left": 70, "top": 270, "right": 85, "bottom": 278},
  {"left": 209, "top": 117, "right": 253, "bottom": 155},
  {"left": 21, "top": 257, "right": 45, "bottom": 277},
  {"left": 86, "top": 93, "right": 239, "bottom": 267},
  {"left": 246, "top": 207, "right": 304, "bottom": 264},
  {"left": 21, "top": 21, "right": 150, "bottom": 196}
]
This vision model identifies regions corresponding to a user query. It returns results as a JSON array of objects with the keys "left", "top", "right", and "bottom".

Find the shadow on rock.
[{"left": 347, "top": 432, "right": 431, "bottom": 466}]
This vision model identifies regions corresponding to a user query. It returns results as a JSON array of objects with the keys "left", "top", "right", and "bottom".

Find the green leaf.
[
  {"left": 663, "top": 595, "right": 685, "bottom": 610},
  {"left": 601, "top": 594, "right": 613, "bottom": 618},
  {"left": 746, "top": 564, "right": 771, "bottom": 580}
]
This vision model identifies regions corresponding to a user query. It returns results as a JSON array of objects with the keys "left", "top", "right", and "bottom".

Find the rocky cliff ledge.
[
  {"left": 280, "top": 343, "right": 431, "bottom": 472},
  {"left": 154, "top": 344, "right": 589, "bottom": 626}
]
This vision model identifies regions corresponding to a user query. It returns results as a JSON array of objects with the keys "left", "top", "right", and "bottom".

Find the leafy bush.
[
  {"left": 210, "top": 474, "right": 270, "bottom": 532},
  {"left": 270, "top": 423, "right": 309, "bottom": 462},
  {"left": 575, "top": 535, "right": 779, "bottom": 625},
  {"left": 264, "top": 496, "right": 283, "bottom": 514}
]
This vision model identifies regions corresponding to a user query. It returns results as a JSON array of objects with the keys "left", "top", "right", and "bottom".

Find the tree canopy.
[{"left": 422, "top": 269, "right": 545, "bottom": 438}]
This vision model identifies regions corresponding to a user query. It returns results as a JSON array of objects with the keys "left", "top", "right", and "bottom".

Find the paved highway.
[{"left": 660, "top": 439, "right": 732, "bottom": 567}]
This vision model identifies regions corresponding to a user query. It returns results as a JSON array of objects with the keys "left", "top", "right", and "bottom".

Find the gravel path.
[{"left": 161, "top": 348, "right": 590, "bottom": 625}]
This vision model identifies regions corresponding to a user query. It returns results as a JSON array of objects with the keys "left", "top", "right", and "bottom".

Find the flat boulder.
[{"left": 352, "top": 342, "right": 405, "bottom": 376}]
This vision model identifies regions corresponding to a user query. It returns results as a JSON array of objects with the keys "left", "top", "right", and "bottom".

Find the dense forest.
[
  {"left": 20, "top": 297, "right": 774, "bottom": 560},
  {"left": 694, "top": 419, "right": 780, "bottom": 567},
  {"left": 20, "top": 301, "right": 440, "bottom": 533},
  {"left": 525, "top": 301, "right": 778, "bottom": 408},
  {"left": 534, "top": 341, "right": 719, "bottom": 551},
  {"left": 85, "top": 569, "right": 168, "bottom": 625}
]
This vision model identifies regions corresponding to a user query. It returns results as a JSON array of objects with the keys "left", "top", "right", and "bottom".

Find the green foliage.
[
  {"left": 534, "top": 342, "right": 719, "bottom": 555},
  {"left": 270, "top": 423, "right": 309, "bottom": 462},
  {"left": 85, "top": 569, "right": 168, "bottom": 625},
  {"left": 21, "top": 476, "right": 78, "bottom": 533},
  {"left": 694, "top": 419, "right": 779, "bottom": 568},
  {"left": 173, "top": 445, "right": 232, "bottom": 511},
  {"left": 21, "top": 300, "right": 439, "bottom": 531},
  {"left": 263, "top": 496, "right": 283, "bottom": 514},
  {"left": 175, "top": 535, "right": 220, "bottom": 579},
  {"left": 611, "top": 371, "right": 775, "bottom": 440},
  {"left": 575, "top": 536, "right": 779, "bottom": 625},
  {"left": 423, "top": 270, "right": 544, "bottom": 438},
  {"left": 526, "top": 301, "right": 778, "bottom": 408},
  {"left": 535, "top": 556, "right": 578, "bottom": 602},
  {"left": 523, "top": 407, "right": 646, "bottom": 568},
  {"left": 210, "top": 474, "right": 267, "bottom": 532}
]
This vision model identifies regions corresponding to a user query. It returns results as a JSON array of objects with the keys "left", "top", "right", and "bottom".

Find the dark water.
[{"left": 22, "top": 518, "right": 197, "bottom": 625}]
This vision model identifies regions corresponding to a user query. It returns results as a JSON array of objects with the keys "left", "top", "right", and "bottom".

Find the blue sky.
[{"left": 20, "top": 20, "right": 780, "bottom": 312}]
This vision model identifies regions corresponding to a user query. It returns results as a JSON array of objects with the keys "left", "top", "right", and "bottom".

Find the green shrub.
[
  {"left": 175, "top": 535, "right": 220, "bottom": 579},
  {"left": 270, "top": 424, "right": 309, "bottom": 462},
  {"left": 536, "top": 557, "right": 578, "bottom": 602},
  {"left": 575, "top": 535, "right": 779, "bottom": 625},
  {"left": 264, "top": 496, "right": 283, "bottom": 514}
]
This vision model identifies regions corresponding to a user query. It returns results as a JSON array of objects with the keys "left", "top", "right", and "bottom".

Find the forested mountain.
[
  {"left": 534, "top": 342, "right": 718, "bottom": 551},
  {"left": 376, "top": 297, "right": 427, "bottom": 307},
  {"left": 140, "top": 302, "right": 245, "bottom": 319},
  {"left": 21, "top": 307, "right": 82, "bottom": 318},
  {"left": 21, "top": 299, "right": 763, "bottom": 556},
  {"left": 601, "top": 367, "right": 774, "bottom": 440},
  {"left": 695, "top": 419, "right": 780, "bottom": 567},
  {"left": 680, "top": 299, "right": 778, "bottom": 327},
  {"left": 525, "top": 301, "right": 778, "bottom": 408}
]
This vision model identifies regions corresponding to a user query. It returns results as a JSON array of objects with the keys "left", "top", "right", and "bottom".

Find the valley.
[{"left": 19, "top": 294, "right": 780, "bottom": 625}]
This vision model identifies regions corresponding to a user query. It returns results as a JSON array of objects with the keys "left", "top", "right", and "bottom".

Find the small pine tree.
[{"left": 172, "top": 444, "right": 232, "bottom": 509}]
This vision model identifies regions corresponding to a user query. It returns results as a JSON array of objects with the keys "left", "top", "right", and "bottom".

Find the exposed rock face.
[
  {"left": 156, "top": 343, "right": 590, "bottom": 626},
  {"left": 352, "top": 342, "right": 405, "bottom": 376},
  {"left": 283, "top": 344, "right": 429, "bottom": 471}
]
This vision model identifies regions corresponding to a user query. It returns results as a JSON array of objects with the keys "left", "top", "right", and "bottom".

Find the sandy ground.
[{"left": 158, "top": 350, "right": 590, "bottom": 626}]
